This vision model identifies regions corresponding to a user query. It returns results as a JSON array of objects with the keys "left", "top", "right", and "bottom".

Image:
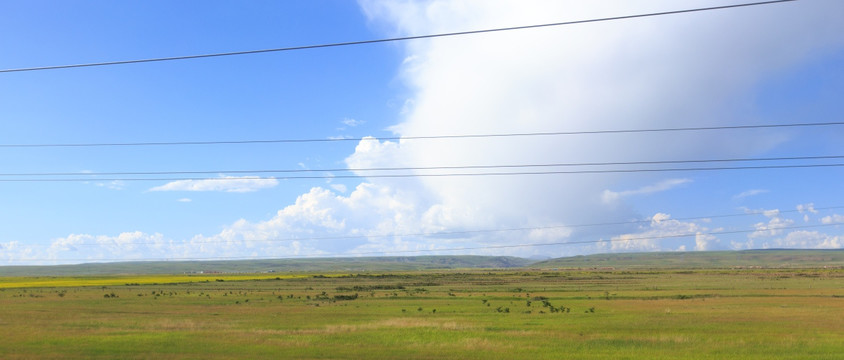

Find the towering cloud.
[{"left": 341, "top": 0, "right": 844, "bottom": 254}]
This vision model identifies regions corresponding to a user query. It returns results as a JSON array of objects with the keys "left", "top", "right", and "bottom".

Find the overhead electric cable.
[
  {"left": 1, "top": 155, "right": 841, "bottom": 177},
  {"left": 0, "top": 0, "right": 796, "bottom": 74},
  {"left": 25, "top": 205, "right": 844, "bottom": 247},
  {"left": 0, "top": 121, "right": 839, "bottom": 148},
  {"left": 1, "top": 163, "right": 842, "bottom": 182}
]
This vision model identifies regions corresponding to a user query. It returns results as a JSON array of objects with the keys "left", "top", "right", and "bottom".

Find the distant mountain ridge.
[
  {"left": 0, "top": 255, "right": 533, "bottom": 276},
  {"left": 531, "top": 249, "right": 844, "bottom": 269},
  {"left": 3, "top": 250, "right": 843, "bottom": 276}
]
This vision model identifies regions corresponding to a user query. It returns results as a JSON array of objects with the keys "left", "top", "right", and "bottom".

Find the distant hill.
[
  {"left": 532, "top": 249, "right": 844, "bottom": 269},
  {"left": 4, "top": 250, "right": 844, "bottom": 276},
  {"left": 0, "top": 255, "right": 533, "bottom": 276}
]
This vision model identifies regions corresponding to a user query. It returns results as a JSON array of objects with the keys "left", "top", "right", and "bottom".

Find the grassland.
[{"left": 2, "top": 268, "right": 843, "bottom": 359}]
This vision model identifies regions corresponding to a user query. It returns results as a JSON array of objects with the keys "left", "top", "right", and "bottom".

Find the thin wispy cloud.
[
  {"left": 734, "top": 189, "right": 769, "bottom": 200},
  {"left": 149, "top": 176, "right": 278, "bottom": 193},
  {"left": 342, "top": 118, "right": 365, "bottom": 127},
  {"left": 96, "top": 180, "right": 126, "bottom": 191},
  {"left": 602, "top": 179, "right": 691, "bottom": 204}
]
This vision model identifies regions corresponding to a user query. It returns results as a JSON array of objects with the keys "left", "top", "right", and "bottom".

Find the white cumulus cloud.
[
  {"left": 797, "top": 203, "right": 818, "bottom": 222},
  {"left": 749, "top": 209, "right": 794, "bottom": 239},
  {"left": 821, "top": 214, "right": 844, "bottom": 225},
  {"left": 603, "top": 213, "right": 716, "bottom": 252},
  {"left": 759, "top": 231, "right": 842, "bottom": 249}
]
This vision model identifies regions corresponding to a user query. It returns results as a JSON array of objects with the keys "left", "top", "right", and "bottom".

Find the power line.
[
  {"left": 8, "top": 222, "right": 841, "bottom": 263},
  {"left": 1, "top": 155, "right": 841, "bottom": 177},
  {"left": 0, "top": 121, "right": 840, "bottom": 149},
  {"left": 0, "top": 0, "right": 796, "bottom": 74},
  {"left": 1, "top": 163, "right": 842, "bottom": 182},
  {"left": 28, "top": 205, "right": 844, "bottom": 247}
]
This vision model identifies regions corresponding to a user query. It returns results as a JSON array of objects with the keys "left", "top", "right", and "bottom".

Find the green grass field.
[{"left": 2, "top": 268, "right": 843, "bottom": 359}]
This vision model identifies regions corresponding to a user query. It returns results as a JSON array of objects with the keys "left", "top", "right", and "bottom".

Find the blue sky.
[{"left": 1, "top": 0, "right": 843, "bottom": 265}]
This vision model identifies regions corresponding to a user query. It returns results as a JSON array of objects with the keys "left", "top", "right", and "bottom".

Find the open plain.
[{"left": 2, "top": 264, "right": 843, "bottom": 359}]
